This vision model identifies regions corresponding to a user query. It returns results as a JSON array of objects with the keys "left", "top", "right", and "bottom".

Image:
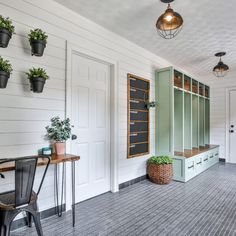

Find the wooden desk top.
[
  {"left": 174, "top": 145, "right": 219, "bottom": 158},
  {"left": 49, "top": 154, "right": 80, "bottom": 164},
  {"left": 0, "top": 154, "right": 80, "bottom": 172}
]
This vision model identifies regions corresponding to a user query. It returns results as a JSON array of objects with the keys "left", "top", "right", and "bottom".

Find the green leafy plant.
[
  {"left": 0, "top": 56, "right": 13, "bottom": 74},
  {"left": 46, "top": 116, "right": 71, "bottom": 142},
  {"left": 28, "top": 28, "right": 48, "bottom": 42},
  {"left": 148, "top": 156, "right": 173, "bottom": 165},
  {"left": 0, "top": 15, "right": 15, "bottom": 34},
  {"left": 26, "top": 67, "right": 49, "bottom": 80}
]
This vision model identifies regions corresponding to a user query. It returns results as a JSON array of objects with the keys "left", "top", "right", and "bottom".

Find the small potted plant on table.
[
  {"left": 147, "top": 156, "right": 173, "bottom": 184},
  {"left": 26, "top": 67, "right": 49, "bottom": 93},
  {"left": 46, "top": 116, "right": 72, "bottom": 155},
  {"left": 0, "top": 15, "right": 15, "bottom": 48},
  {"left": 0, "top": 56, "right": 13, "bottom": 88},
  {"left": 28, "top": 28, "right": 48, "bottom": 56}
]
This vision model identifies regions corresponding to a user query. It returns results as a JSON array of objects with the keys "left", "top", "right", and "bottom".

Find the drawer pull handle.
[
  {"left": 130, "top": 100, "right": 139, "bottom": 104},
  {"left": 210, "top": 155, "right": 214, "bottom": 159},
  {"left": 130, "top": 111, "right": 138, "bottom": 114},
  {"left": 197, "top": 161, "right": 202, "bottom": 165},
  {"left": 204, "top": 158, "right": 208, "bottom": 161},
  {"left": 215, "top": 153, "right": 218, "bottom": 156},
  {"left": 188, "top": 165, "right": 194, "bottom": 169}
]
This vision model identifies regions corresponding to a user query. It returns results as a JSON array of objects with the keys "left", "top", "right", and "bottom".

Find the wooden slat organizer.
[{"left": 127, "top": 73, "right": 150, "bottom": 158}]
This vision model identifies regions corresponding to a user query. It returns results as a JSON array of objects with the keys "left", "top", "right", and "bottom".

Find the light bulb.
[{"left": 165, "top": 14, "right": 173, "bottom": 22}]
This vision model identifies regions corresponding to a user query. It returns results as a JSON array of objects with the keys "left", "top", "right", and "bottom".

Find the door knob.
[
  {"left": 71, "top": 134, "right": 77, "bottom": 140},
  {"left": 231, "top": 125, "right": 234, "bottom": 128},
  {"left": 230, "top": 130, "right": 234, "bottom": 133}
]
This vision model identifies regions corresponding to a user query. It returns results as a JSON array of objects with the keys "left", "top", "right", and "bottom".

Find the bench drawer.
[
  {"left": 185, "top": 158, "right": 195, "bottom": 180},
  {"left": 195, "top": 156, "right": 203, "bottom": 175},
  {"left": 202, "top": 154, "right": 210, "bottom": 170}
]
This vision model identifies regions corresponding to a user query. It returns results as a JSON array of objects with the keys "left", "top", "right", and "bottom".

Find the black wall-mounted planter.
[
  {"left": 30, "top": 39, "right": 46, "bottom": 56},
  {"left": 30, "top": 77, "right": 46, "bottom": 93},
  {"left": 0, "top": 28, "right": 12, "bottom": 48},
  {"left": 0, "top": 71, "right": 10, "bottom": 88}
]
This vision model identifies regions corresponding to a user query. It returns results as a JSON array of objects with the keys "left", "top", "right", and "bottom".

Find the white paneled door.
[
  {"left": 71, "top": 53, "right": 111, "bottom": 202},
  {"left": 229, "top": 90, "right": 236, "bottom": 163}
]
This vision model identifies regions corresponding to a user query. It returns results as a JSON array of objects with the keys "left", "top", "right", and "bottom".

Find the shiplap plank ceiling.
[{"left": 54, "top": 0, "right": 236, "bottom": 80}]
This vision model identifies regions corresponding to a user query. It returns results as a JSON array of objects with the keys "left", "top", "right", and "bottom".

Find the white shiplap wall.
[
  {"left": 200, "top": 76, "right": 236, "bottom": 161},
  {"left": 0, "top": 0, "right": 174, "bottom": 212}
]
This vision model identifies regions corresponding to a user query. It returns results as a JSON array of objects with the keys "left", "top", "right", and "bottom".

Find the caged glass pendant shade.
[
  {"left": 156, "top": 0, "right": 183, "bottom": 39},
  {"left": 213, "top": 52, "right": 229, "bottom": 78}
]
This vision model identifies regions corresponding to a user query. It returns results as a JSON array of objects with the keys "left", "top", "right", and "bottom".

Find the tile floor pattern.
[{"left": 12, "top": 163, "right": 236, "bottom": 236}]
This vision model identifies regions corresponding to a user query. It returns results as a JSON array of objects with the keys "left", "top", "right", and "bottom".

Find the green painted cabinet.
[
  {"left": 173, "top": 146, "right": 219, "bottom": 182},
  {"left": 155, "top": 67, "right": 218, "bottom": 182}
]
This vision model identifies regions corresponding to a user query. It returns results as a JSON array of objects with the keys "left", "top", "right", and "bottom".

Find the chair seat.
[{"left": 0, "top": 190, "right": 37, "bottom": 210}]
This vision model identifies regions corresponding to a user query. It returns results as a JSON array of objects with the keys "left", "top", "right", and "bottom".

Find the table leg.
[
  {"left": 55, "top": 162, "right": 65, "bottom": 217},
  {"left": 72, "top": 160, "right": 75, "bottom": 227}
]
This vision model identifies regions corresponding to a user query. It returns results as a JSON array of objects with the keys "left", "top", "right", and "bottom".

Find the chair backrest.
[
  {"left": 15, "top": 157, "right": 38, "bottom": 207},
  {"left": 0, "top": 156, "right": 50, "bottom": 208}
]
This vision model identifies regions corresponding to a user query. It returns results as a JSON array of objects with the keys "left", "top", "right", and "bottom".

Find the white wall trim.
[
  {"left": 65, "top": 41, "right": 119, "bottom": 210},
  {"left": 225, "top": 87, "right": 236, "bottom": 162}
]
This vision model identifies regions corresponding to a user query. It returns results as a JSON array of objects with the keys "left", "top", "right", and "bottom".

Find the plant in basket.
[
  {"left": 26, "top": 67, "right": 49, "bottom": 93},
  {"left": 147, "top": 156, "right": 173, "bottom": 184},
  {"left": 28, "top": 28, "right": 48, "bottom": 56},
  {"left": 46, "top": 116, "right": 72, "bottom": 155},
  {"left": 0, "top": 15, "right": 15, "bottom": 48},
  {"left": 0, "top": 56, "right": 13, "bottom": 88}
]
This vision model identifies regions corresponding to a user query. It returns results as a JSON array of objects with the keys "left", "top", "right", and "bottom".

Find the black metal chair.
[{"left": 0, "top": 156, "right": 50, "bottom": 236}]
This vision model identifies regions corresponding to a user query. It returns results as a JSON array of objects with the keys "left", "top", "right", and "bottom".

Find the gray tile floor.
[{"left": 12, "top": 163, "right": 236, "bottom": 236}]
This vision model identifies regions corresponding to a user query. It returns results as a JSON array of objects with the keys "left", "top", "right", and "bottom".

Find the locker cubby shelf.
[
  {"left": 174, "top": 89, "right": 183, "bottom": 152},
  {"left": 184, "top": 75, "right": 191, "bottom": 92},
  {"left": 184, "top": 92, "right": 191, "bottom": 150},
  {"left": 156, "top": 67, "right": 217, "bottom": 182}
]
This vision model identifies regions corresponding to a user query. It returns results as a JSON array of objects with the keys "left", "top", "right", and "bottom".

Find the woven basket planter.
[{"left": 148, "top": 163, "right": 173, "bottom": 184}]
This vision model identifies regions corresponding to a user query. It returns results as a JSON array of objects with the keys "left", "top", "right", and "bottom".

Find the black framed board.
[{"left": 127, "top": 73, "right": 150, "bottom": 158}]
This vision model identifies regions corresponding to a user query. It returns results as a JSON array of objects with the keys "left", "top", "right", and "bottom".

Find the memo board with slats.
[{"left": 127, "top": 73, "right": 150, "bottom": 158}]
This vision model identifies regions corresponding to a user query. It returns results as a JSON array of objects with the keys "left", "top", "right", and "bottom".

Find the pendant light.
[
  {"left": 156, "top": 0, "right": 183, "bottom": 39},
  {"left": 213, "top": 52, "right": 229, "bottom": 77}
]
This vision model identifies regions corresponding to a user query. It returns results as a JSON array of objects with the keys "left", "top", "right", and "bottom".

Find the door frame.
[
  {"left": 225, "top": 87, "right": 236, "bottom": 162},
  {"left": 65, "top": 41, "right": 119, "bottom": 210}
]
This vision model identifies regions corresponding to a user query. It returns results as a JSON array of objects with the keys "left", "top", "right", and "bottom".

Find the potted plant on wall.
[
  {"left": 147, "top": 156, "right": 173, "bottom": 184},
  {"left": 26, "top": 67, "right": 49, "bottom": 93},
  {"left": 0, "top": 15, "right": 15, "bottom": 48},
  {"left": 145, "top": 101, "right": 158, "bottom": 109},
  {"left": 46, "top": 116, "right": 72, "bottom": 155},
  {"left": 0, "top": 56, "right": 13, "bottom": 88},
  {"left": 28, "top": 28, "right": 48, "bottom": 56}
]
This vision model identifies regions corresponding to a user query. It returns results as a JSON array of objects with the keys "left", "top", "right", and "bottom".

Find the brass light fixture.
[
  {"left": 156, "top": 0, "right": 183, "bottom": 39},
  {"left": 213, "top": 52, "right": 229, "bottom": 77}
]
